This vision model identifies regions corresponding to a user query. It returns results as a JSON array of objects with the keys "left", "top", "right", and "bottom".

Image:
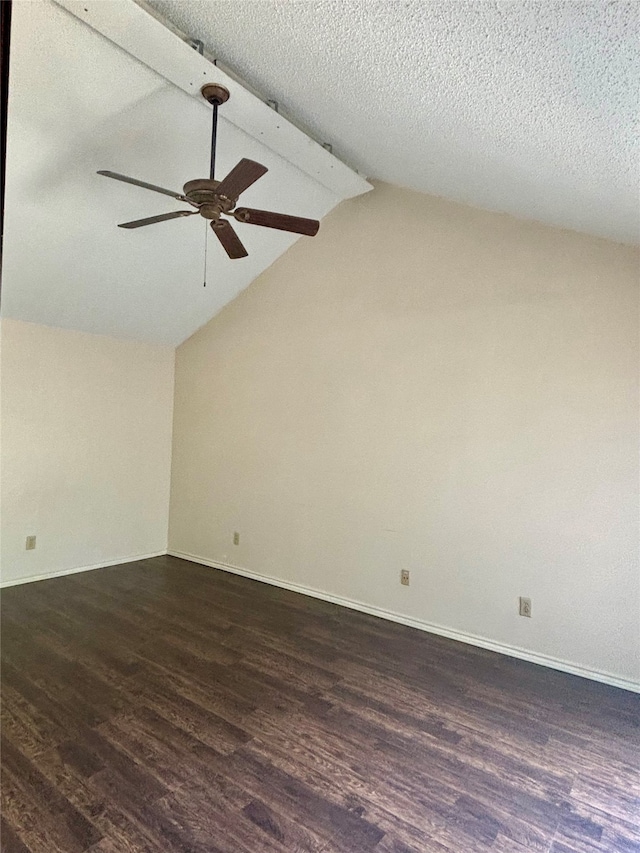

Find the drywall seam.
[
  {"left": 0, "top": 551, "right": 166, "bottom": 588},
  {"left": 168, "top": 550, "right": 640, "bottom": 694}
]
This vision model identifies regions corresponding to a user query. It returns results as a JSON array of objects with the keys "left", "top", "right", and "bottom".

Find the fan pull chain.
[{"left": 203, "top": 222, "right": 209, "bottom": 287}]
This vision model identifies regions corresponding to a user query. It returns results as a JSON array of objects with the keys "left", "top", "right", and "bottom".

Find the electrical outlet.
[
  {"left": 519, "top": 596, "right": 532, "bottom": 617},
  {"left": 400, "top": 570, "right": 410, "bottom": 586},
  {"left": 25, "top": 535, "right": 36, "bottom": 551},
  {"left": 233, "top": 531, "right": 240, "bottom": 546}
]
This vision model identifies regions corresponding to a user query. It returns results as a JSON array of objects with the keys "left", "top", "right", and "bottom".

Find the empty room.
[{"left": 1, "top": 1, "right": 638, "bottom": 851}]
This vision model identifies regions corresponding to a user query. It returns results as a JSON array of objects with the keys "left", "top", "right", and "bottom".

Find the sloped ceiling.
[
  {"left": 148, "top": 0, "right": 640, "bottom": 246},
  {"left": 1, "top": 1, "right": 369, "bottom": 345}
]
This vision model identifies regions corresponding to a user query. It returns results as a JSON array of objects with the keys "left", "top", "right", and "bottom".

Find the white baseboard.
[
  {"left": 0, "top": 551, "right": 167, "bottom": 589},
  {"left": 168, "top": 549, "right": 640, "bottom": 694}
]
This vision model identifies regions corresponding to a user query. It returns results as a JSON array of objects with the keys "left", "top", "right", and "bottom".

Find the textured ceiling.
[{"left": 147, "top": 0, "right": 640, "bottom": 245}]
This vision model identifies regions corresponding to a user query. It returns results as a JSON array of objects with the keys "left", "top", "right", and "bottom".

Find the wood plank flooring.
[{"left": 1, "top": 555, "right": 638, "bottom": 852}]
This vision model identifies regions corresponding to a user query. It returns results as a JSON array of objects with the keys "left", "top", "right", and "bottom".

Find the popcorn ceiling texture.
[{"left": 148, "top": 0, "right": 640, "bottom": 245}]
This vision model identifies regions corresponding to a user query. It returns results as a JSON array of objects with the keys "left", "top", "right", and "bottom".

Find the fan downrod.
[{"left": 200, "top": 84, "right": 230, "bottom": 181}]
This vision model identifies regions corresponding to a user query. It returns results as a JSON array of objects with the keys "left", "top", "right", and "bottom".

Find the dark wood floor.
[{"left": 1, "top": 556, "right": 638, "bottom": 853}]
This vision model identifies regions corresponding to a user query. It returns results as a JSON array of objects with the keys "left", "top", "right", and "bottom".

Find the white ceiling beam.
[{"left": 52, "top": 0, "right": 372, "bottom": 200}]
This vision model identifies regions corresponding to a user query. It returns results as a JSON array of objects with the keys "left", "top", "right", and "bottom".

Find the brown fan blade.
[
  {"left": 233, "top": 207, "right": 319, "bottom": 236},
  {"left": 98, "top": 171, "right": 196, "bottom": 205},
  {"left": 214, "top": 159, "right": 268, "bottom": 201},
  {"left": 118, "top": 210, "right": 197, "bottom": 229},
  {"left": 211, "top": 219, "right": 248, "bottom": 259}
]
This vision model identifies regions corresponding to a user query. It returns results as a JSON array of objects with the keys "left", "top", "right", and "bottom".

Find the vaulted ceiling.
[{"left": 148, "top": 0, "right": 640, "bottom": 245}]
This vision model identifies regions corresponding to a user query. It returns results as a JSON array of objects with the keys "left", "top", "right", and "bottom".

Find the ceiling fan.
[{"left": 97, "top": 84, "right": 320, "bottom": 259}]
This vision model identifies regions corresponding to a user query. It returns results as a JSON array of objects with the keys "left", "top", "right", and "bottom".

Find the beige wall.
[
  {"left": 170, "top": 183, "right": 639, "bottom": 685},
  {"left": 1, "top": 319, "right": 174, "bottom": 585}
]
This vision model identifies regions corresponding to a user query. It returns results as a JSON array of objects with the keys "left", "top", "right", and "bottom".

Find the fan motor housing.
[{"left": 183, "top": 179, "right": 235, "bottom": 218}]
